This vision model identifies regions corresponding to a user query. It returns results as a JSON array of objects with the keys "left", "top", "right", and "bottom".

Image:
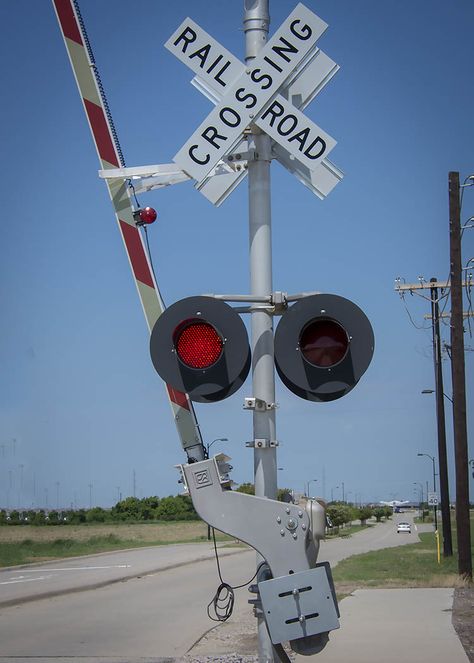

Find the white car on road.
[{"left": 397, "top": 522, "right": 411, "bottom": 534}]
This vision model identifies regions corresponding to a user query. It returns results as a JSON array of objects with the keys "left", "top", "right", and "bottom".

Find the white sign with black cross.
[{"left": 168, "top": 3, "right": 341, "bottom": 204}]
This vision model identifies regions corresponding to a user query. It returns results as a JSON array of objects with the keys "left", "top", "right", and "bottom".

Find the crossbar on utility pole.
[{"left": 448, "top": 171, "right": 472, "bottom": 580}]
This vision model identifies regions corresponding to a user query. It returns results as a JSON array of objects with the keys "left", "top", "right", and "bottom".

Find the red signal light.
[
  {"left": 300, "top": 319, "right": 349, "bottom": 368},
  {"left": 150, "top": 296, "right": 251, "bottom": 403},
  {"left": 139, "top": 206, "right": 157, "bottom": 224},
  {"left": 174, "top": 321, "right": 223, "bottom": 369}
]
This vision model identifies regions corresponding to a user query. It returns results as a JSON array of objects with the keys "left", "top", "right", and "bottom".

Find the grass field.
[
  {"left": 0, "top": 521, "right": 232, "bottom": 567},
  {"left": 333, "top": 514, "right": 474, "bottom": 596}
]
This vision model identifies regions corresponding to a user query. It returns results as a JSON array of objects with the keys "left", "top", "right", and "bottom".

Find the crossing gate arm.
[{"left": 52, "top": 0, "right": 205, "bottom": 462}]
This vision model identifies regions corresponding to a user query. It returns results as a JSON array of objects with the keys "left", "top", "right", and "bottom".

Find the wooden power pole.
[{"left": 448, "top": 171, "right": 472, "bottom": 580}]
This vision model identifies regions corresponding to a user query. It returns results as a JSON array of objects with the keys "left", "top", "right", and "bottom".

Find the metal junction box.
[{"left": 258, "top": 563, "right": 340, "bottom": 645}]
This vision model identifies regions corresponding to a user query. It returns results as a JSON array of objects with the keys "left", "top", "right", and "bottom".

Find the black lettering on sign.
[
  {"left": 219, "top": 107, "right": 241, "bottom": 128},
  {"left": 271, "top": 37, "right": 298, "bottom": 64},
  {"left": 278, "top": 114, "right": 298, "bottom": 136},
  {"left": 173, "top": 26, "right": 197, "bottom": 52},
  {"left": 260, "top": 101, "right": 327, "bottom": 161},
  {"left": 303, "top": 137, "right": 326, "bottom": 160},
  {"left": 202, "top": 126, "right": 228, "bottom": 148},
  {"left": 235, "top": 87, "right": 257, "bottom": 109},
  {"left": 187, "top": 45, "right": 232, "bottom": 88},
  {"left": 260, "top": 100, "right": 285, "bottom": 126},
  {"left": 189, "top": 145, "right": 210, "bottom": 165},
  {"left": 189, "top": 44, "right": 212, "bottom": 68},
  {"left": 214, "top": 61, "right": 232, "bottom": 87},
  {"left": 206, "top": 54, "right": 223, "bottom": 74},
  {"left": 288, "top": 127, "right": 310, "bottom": 150},
  {"left": 290, "top": 19, "right": 313, "bottom": 41},
  {"left": 250, "top": 69, "right": 273, "bottom": 90},
  {"left": 263, "top": 55, "right": 283, "bottom": 74}
]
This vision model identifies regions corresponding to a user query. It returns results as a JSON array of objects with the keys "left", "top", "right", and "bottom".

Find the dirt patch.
[
  {"left": 0, "top": 522, "right": 208, "bottom": 543},
  {"left": 452, "top": 586, "right": 474, "bottom": 662}
]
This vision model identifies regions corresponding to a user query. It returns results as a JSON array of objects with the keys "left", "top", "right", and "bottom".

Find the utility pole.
[
  {"left": 395, "top": 276, "right": 471, "bottom": 562},
  {"left": 448, "top": 171, "right": 472, "bottom": 580},
  {"left": 429, "top": 278, "right": 452, "bottom": 556}
]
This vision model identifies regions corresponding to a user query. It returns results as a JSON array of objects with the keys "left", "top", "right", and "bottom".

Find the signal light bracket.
[
  {"left": 243, "top": 397, "right": 277, "bottom": 411},
  {"left": 245, "top": 438, "right": 279, "bottom": 449}
]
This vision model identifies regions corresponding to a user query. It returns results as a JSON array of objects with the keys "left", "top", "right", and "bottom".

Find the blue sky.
[{"left": 1, "top": 0, "right": 473, "bottom": 509}]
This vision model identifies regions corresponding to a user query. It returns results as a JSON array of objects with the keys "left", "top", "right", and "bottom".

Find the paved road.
[
  {"left": 0, "top": 542, "right": 245, "bottom": 608},
  {"left": 0, "top": 513, "right": 433, "bottom": 661}
]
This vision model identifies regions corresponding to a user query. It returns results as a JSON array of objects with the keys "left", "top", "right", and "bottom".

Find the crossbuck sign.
[
  {"left": 167, "top": 3, "right": 342, "bottom": 205},
  {"left": 99, "top": 3, "right": 343, "bottom": 206}
]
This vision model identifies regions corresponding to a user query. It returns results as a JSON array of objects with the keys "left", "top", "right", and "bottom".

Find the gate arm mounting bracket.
[{"left": 179, "top": 457, "right": 318, "bottom": 577}]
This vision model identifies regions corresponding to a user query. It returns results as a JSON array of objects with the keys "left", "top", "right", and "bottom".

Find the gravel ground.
[{"left": 452, "top": 586, "right": 474, "bottom": 663}]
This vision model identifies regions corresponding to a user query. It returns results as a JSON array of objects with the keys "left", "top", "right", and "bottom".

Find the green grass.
[
  {"left": 332, "top": 515, "right": 474, "bottom": 593},
  {"left": 0, "top": 532, "right": 232, "bottom": 568},
  {"left": 326, "top": 524, "right": 372, "bottom": 539}
]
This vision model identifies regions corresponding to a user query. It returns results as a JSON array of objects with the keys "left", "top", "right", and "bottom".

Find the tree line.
[
  {"left": 1, "top": 490, "right": 395, "bottom": 527},
  {"left": 0, "top": 495, "right": 198, "bottom": 525}
]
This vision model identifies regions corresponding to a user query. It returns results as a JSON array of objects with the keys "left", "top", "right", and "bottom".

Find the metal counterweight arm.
[{"left": 181, "top": 458, "right": 319, "bottom": 577}]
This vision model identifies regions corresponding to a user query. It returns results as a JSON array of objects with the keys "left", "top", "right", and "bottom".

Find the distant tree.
[
  {"left": 155, "top": 495, "right": 198, "bottom": 521},
  {"left": 356, "top": 506, "right": 373, "bottom": 526},
  {"left": 236, "top": 483, "right": 255, "bottom": 495},
  {"left": 327, "top": 504, "right": 353, "bottom": 529},
  {"left": 112, "top": 496, "right": 144, "bottom": 521},
  {"left": 65, "top": 509, "right": 87, "bottom": 524},
  {"left": 29, "top": 510, "right": 47, "bottom": 526},
  {"left": 85, "top": 507, "right": 108, "bottom": 523},
  {"left": 277, "top": 488, "right": 294, "bottom": 503},
  {"left": 373, "top": 507, "right": 386, "bottom": 522},
  {"left": 8, "top": 510, "right": 21, "bottom": 525}
]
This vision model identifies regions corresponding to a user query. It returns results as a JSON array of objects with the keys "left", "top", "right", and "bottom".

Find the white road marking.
[
  {"left": 1, "top": 575, "right": 52, "bottom": 585},
  {"left": 0, "top": 564, "right": 131, "bottom": 586},
  {"left": 3, "top": 564, "right": 131, "bottom": 573}
]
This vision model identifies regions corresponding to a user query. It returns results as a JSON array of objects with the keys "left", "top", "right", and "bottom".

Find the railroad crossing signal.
[
  {"left": 98, "top": 3, "right": 343, "bottom": 206},
  {"left": 150, "top": 294, "right": 374, "bottom": 404},
  {"left": 275, "top": 295, "right": 374, "bottom": 402},
  {"left": 166, "top": 2, "right": 342, "bottom": 205},
  {"left": 149, "top": 296, "right": 251, "bottom": 403}
]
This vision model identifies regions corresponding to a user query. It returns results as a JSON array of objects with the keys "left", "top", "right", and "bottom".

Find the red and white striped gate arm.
[{"left": 52, "top": 0, "right": 205, "bottom": 461}]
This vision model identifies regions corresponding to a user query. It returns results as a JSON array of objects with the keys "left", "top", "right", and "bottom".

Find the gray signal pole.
[{"left": 244, "top": 2, "right": 280, "bottom": 661}]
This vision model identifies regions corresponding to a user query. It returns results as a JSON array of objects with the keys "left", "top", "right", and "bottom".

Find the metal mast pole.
[
  {"left": 244, "top": 2, "right": 282, "bottom": 661},
  {"left": 429, "top": 278, "right": 452, "bottom": 556},
  {"left": 448, "top": 171, "right": 472, "bottom": 580}
]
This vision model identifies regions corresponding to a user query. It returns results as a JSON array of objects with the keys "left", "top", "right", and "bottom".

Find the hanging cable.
[{"left": 207, "top": 528, "right": 264, "bottom": 622}]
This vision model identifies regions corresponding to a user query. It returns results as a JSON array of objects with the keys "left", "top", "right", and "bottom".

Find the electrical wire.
[
  {"left": 207, "top": 528, "right": 264, "bottom": 622},
  {"left": 73, "top": 0, "right": 126, "bottom": 169}
]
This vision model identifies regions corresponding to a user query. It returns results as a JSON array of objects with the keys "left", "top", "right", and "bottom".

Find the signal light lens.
[
  {"left": 174, "top": 321, "right": 223, "bottom": 369},
  {"left": 139, "top": 206, "right": 157, "bottom": 224},
  {"left": 300, "top": 319, "right": 349, "bottom": 368}
]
